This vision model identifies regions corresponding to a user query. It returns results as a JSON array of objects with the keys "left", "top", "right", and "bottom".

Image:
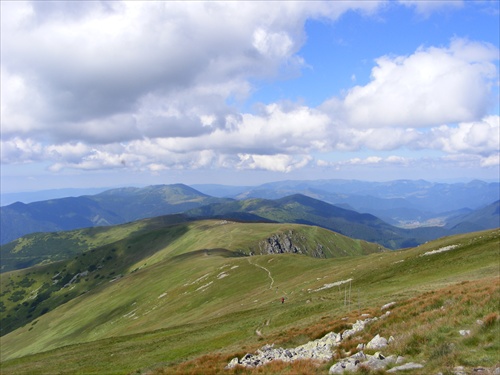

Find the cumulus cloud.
[
  {"left": 0, "top": 137, "right": 44, "bottom": 164},
  {"left": 237, "top": 154, "right": 312, "bottom": 173},
  {"left": 1, "top": 1, "right": 498, "bottom": 177},
  {"left": 1, "top": 1, "right": 382, "bottom": 143},
  {"left": 322, "top": 38, "right": 498, "bottom": 129},
  {"left": 424, "top": 115, "right": 500, "bottom": 155}
]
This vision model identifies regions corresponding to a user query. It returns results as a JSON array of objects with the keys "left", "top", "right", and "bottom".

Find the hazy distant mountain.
[
  {"left": 446, "top": 200, "right": 500, "bottom": 233},
  {"left": 186, "top": 193, "right": 448, "bottom": 249},
  {"left": 2, "top": 180, "right": 498, "bottom": 246},
  {"left": 193, "top": 179, "right": 500, "bottom": 225},
  {"left": 0, "top": 184, "right": 230, "bottom": 245},
  {"left": 0, "top": 187, "right": 110, "bottom": 206}
]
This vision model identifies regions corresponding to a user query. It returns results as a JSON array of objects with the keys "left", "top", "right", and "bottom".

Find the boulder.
[
  {"left": 453, "top": 366, "right": 467, "bottom": 375},
  {"left": 225, "top": 357, "right": 240, "bottom": 369},
  {"left": 364, "top": 353, "right": 396, "bottom": 370},
  {"left": 381, "top": 302, "right": 396, "bottom": 310},
  {"left": 329, "top": 359, "right": 359, "bottom": 374},
  {"left": 387, "top": 362, "right": 424, "bottom": 372},
  {"left": 366, "top": 334, "right": 388, "bottom": 349},
  {"left": 329, "top": 351, "right": 398, "bottom": 374}
]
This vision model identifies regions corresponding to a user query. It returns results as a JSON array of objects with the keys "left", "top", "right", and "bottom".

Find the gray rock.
[
  {"left": 473, "top": 368, "right": 488, "bottom": 373},
  {"left": 225, "top": 357, "right": 239, "bottom": 369},
  {"left": 364, "top": 353, "right": 396, "bottom": 370},
  {"left": 226, "top": 316, "right": 379, "bottom": 369},
  {"left": 381, "top": 301, "right": 396, "bottom": 310},
  {"left": 453, "top": 366, "right": 467, "bottom": 375},
  {"left": 386, "top": 362, "right": 424, "bottom": 372},
  {"left": 459, "top": 330, "right": 471, "bottom": 336},
  {"left": 329, "top": 351, "right": 396, "bottom": 374},
  {"left": 366, "top": 334, "right": 388, "bottom": 349},
  {"left": 329, "top": 359, "right": 359, "bottom": 374},
  {"left": 260, "top": 231, "right": 303, "bottom": 255}
]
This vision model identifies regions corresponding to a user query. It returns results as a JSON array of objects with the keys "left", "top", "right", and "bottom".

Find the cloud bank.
[{"left": 1, "top": 1, "right": 498, "bottom": 176}]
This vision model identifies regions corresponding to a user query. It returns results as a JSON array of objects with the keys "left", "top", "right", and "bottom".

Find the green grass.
[
  {"left": 0, "top": 220, "right": 383, "bottom": 338},
  {"left": 0, "top": 226, "right": 498, "bottom": 375},
  {"left": 0, "top": 215, "right": 188, "bottom": 273}
]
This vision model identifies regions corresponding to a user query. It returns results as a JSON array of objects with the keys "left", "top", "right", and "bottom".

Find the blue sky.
[{"left": 1, "top": 1, "right": 499, "bottom": 194}]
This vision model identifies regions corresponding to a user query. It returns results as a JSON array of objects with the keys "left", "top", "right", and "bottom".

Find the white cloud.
[
  {"left": 323, "top": 38, "right": 498, "bottom": 129},
  {"left": 480, "top": 153, "right": 500, "bottom": 167},
  {"left": 45, "top": 142, "right": 91, "bottom": 163},
  {"left": 1, "top": 2, "right": 498, "bottom": 179},
  {"left": 1, "top": 1, "right": 383, "bottom": 144},
  {"left": 0, "top": 137, "right": 43, "bottom": 163},
  {"left": 237, "top": 154, "right": 312, "bottom": 173},
  {"left": 424, "top": 115, "right": 500, "bottom": 155}
]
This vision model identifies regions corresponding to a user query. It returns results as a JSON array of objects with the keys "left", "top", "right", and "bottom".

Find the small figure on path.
[{"left": 281, "top": 297, "right": 285, "bottom": 304}]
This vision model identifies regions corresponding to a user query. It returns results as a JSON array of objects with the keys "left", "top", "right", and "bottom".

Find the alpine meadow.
[{"left": 1, "top": 1, "right": 499, "bottom": 375}]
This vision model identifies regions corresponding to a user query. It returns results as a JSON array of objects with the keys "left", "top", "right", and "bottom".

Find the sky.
[{"left": 1, "top": 0, "right": 499, "bottom": 194}]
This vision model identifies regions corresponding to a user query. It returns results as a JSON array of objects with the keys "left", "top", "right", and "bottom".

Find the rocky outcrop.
[
  {"left": 226, "top": 316, "right": 377, "bottom": 370},
  {"left": 226, "top": 332, "right": 340, "bottom": 369},
  {"left": 329, "top": 351, "right": 402, "bottom": 374},
  {"left": 259, "top": 231, "right": 303, "bottom": 255},
  {"left": 257, "top": 230, "right": 327, "bottom": 258},
  {"left": 225, "top": 305, "right": 425, "bottom": 374}
]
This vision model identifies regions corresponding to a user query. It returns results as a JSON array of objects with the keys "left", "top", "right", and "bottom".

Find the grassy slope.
[
  {"left": 0, "top": 227, "right": 498, "bottom": 375},
  {"left": 0, "top": 220, "right": 381, "bottom": 338},
  {"left": 186, "top": 195, "right": 449, "bottom": 249},
  {"left": 0, "top": 214, "right": 189, "bottom": 273},
  {"left": 0, "top": 184, "right": 232, "bottom": 246}
]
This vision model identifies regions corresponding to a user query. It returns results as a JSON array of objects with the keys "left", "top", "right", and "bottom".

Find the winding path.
[{"left": 248, "top": 258, "right": 275, "bottom": 289}]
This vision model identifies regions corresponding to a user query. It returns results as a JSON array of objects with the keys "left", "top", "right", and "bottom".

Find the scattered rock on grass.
[
  {"left": 366, "top": 334, "right": 388, "bottom": 349},
  {"left": 381, "top": 301, "right": 396, "bottom": 310},
  {"left": 387, "top": 362, "right": 424, "bottom": 372}
]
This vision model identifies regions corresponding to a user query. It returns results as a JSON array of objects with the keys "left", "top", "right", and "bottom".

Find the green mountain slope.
[
  {"left": 0, "top": 226, "right": 498, "bottom": 375},
  {"left": 0, "top": 220, "right": 383, "bottom": 338},
  {"left": 446, "top": 200, "right": 500, "bottom": 233},
  {"left": 0, "top": 214, "right": 189, "bottom": 273},
  {"left": 187, "top": 194, "right": 449, "bottom": 249},
  {"left": 0, "top": 184, "right": 231, "bottom": 245}
]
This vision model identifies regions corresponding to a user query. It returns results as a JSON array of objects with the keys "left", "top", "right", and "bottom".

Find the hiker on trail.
[{"left": 281, "top": 297, "right": 285, "bottom": 304}]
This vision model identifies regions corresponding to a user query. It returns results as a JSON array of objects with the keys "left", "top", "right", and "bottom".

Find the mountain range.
[
  {"left": 193, "top": 179, "right": 500, "bottom": 225},
  {"left": 0, "top": 180, "right": 498, "bottom": 374},
  {"left": 1, "top": 181, "right": 498, "bottom": 251},
  {"left": 1, "top": 217, "right": 498, "bottom": 374}
]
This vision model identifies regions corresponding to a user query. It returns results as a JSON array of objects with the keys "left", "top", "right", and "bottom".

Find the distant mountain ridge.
[
  {"left": 445, "top": 200, "right": 500, "bottom": 233},
  {"left": 0, "top": 184, "right": 230, "bottom": 245},
  {"left": 193, "top": 179, "right": 500, "bottom": 225},
  {"left": 185, "top": 193, "right": 448, "bottom": 249},
  {"left": 1, "top": 180, "right": 498, "bottom": 248}
]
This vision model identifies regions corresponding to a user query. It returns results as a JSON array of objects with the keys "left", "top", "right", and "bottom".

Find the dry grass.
[{"left": 150, "top": 276, "right": 499, "bottom": 375}]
